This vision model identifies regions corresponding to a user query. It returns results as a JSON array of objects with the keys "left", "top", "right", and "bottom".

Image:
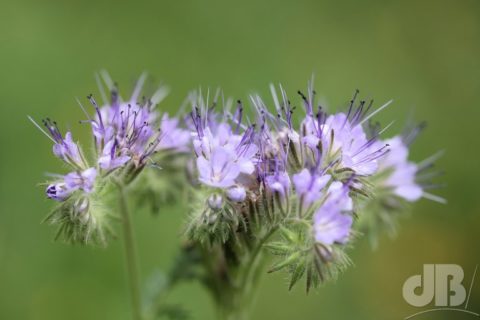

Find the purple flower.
[
  {"left": 64, "top": 168, "right": 97, "bottom": 193},
  {"left": 296, "top": 90, "right": 391, "bottom": 177},
  {"left": 379, "top": 136, "right": 422, "bottom": 201},
  {"left": 302, "top": 113, "right": 387, "bottom": 176},
  {"left": 46, "top": 168, "right": 97, "bottom": 201},
  {"left": 265, "top": 171, "right": 291, "bottom": 196},
  {"left": 235, "top": 142, "right": 258, "bottom": 175},
  {"left": 85, "top": 75, "right": 184, "bottom": 169},
  {"left": 197, "top": 148, "right": 241, "bottom": 188},
  {"left": 29, "top": 117, "right": 85, "bottom": 168},
  {"left": 313, "top": 182, "right": 353, "bottom": 245},
  {"left": 98, "top": 139, "right": 131, "bottom": 171},
  {"left": 157, "top": 114, "right": 190, "bottom": 152},
  {"left": 52, "top": 131, "right": 83, "bottom": 166},
  {"left": 46, "top": 182, "right": 72, "bottom": 202},
  {"left": 190, "top": 103, "right": 258, "bottom": 191},
  {"left": 192, "top": 123, "right": 257, "bottom": 171},
  {"left": 91, "top": 98, "right": 158, "bottom": 166},
  {"left": 292, "top": 169, "right": 331, "bottom": 206}
]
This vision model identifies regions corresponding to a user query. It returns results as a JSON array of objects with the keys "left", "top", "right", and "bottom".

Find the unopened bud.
[
  {"left": 208, "top": 194, "right": 223, "bottom": 210},
  {"left": 72, "top": 197, "right": 92, "bottom": 225}
]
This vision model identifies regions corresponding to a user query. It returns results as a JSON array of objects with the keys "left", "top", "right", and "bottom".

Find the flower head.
[
  {"left": 33, "top": 73, "right": 191, "bottom": 245},
  {"left": 84, "top": 73, "right": 189, "bottom": 172},
  {"left": 190, "top": 94, "right": 258, "bottom": 199},
  {"left": 300, "top": 96, "right": 389, "bottom": 176}
]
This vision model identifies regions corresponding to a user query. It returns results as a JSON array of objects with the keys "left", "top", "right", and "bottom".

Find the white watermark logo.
[{"left": 403, "top": 264, "right": 478, "bottom": 319}]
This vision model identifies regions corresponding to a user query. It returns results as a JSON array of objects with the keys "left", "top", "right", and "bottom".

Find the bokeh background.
[{"left": 1, "top": 0, "right": 479, "bottom": 319}]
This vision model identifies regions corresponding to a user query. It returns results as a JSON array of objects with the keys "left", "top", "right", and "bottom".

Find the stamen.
[
  {"left": 359, "top": 99, "right": 393, "bottom": 126},
  {"left": 28, "top": 116, "right": 57, "bottom": 143}
]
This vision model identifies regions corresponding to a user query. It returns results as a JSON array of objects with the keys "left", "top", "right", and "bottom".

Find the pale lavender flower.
[
  {"left": 192, "top": 123, "right": 257, "bottom": 174},
  {"left": 379, "top": 136, "right": 422, "bottom": 201},
  {"left": 157, "top": 114, "right": 191, "bottom": 152},
  {"left": 235, "top": 141, "right": 258, "bottom": 175},
  {"left": 84, "top": 74, "right": 188, "bottom": 169},
  {"left": 265, "top": 171, "right": 291, "bottom": 196},
  {"left": 197, "top": 148, "right": 241, "bottom": 188},
  {"left": 52, "top": 131, "right": 82, "bottom": 166},
  {"left": 98, "top": 140, "right": 131, "bottom": 171},
  {"left": 302, "top": 112, "right": 388, "bottom": 175},
  {"left": 293, "top": 89, "right": 391, "bottom": 176},
  {"left": 46, "top": 182, "right": 72, "bottom": 202},
  {"left": 329, "top": 113, "right": 386, "bottom": 175},
  {"left": 88, "top": 93, "right": 160, "bottom": 167},
  {"left": 46, "top": 168, "right": 97, "bottom": 201},
  {"left": 313, "top": 181, "right": 353, "bottom": 245},
  {"left": 226, "top": 186, "right": 246, "bottom": 202},
  {"left": 292, "top": 169, "right": 331, "bottom": 206},
  {"left": 64, "top": 168, "right": 97, "bottom": 193},
  {"left": 28, "top": 117, "right": 85, "bottom": 168},
  {"left": 190, "top": 101, "right": 258, "bottom": 192}
]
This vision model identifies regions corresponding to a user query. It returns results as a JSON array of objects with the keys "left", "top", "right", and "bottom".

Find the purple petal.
[{"left": 226, "top": 186, "right": 246, "bottom": 202}]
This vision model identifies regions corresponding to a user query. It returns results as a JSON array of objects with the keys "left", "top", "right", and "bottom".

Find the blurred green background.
[{"left": 1, "top": 0, "right": 479, "bottom": 319}]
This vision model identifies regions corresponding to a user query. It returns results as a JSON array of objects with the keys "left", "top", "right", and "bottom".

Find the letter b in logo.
[{"left": 403, "top": 264, "right": 466, "bottom": 307}]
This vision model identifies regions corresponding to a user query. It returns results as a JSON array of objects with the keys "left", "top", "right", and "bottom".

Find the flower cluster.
[
  {"left": 32, "top": 73, "right": 189, "bottom": 244},
  {"left": 185, "top": 83, "right": 441, "bottom": 291},
  {"left": 34, "top": 75, "right": 441, "bottom": 296}
]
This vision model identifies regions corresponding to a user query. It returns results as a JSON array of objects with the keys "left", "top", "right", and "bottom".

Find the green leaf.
[
  {"left": 263, "top": 242, "right": 290, "bottom": 256},
  {"left": 268, "top": 252, "right": 301, "bottom": 273},
  {"left": 279, "top": 226, "right": 298, "bottom": 243},
  {"left": 288, "top": 261, "right": 306, "bottom": 291}
]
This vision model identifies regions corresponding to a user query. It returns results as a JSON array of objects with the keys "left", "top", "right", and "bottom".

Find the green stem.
[
  {"left": 226, "top": 225, "right": 279, "bottom": 320},
  {"left": 242, "top": 226, "right": 278, "bottom": 290},
  {"left": 118, "top": 183, "right": 142, "bottom": 320}
]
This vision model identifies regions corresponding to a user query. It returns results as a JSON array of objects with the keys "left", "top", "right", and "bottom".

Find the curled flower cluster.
[
  {"left": 32, "top": 73, "right": 189, "bottom": 244},
  {"left": 185, "top": 83, "right": 441, "bottom": 294},
  {"left": 34, "top": 75, "right": 441, "bottom": 300}
]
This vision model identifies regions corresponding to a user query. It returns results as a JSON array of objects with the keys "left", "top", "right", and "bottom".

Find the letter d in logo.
[{"left": 403, "top": 264, "right": 435, "bottom": 307}]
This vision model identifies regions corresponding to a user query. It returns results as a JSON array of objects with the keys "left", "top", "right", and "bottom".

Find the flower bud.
[
  {"left": 207, "top": 194, "right": 224, "bottom": 210},
  {"left": 226, "top": 186, "right": 246, "bottom": 202},
  {"left": 46, "top": 182, "right": 72, "bottom": 201},
  {"left": 72, "top": 196, "right": 95, "bottom": 225}
]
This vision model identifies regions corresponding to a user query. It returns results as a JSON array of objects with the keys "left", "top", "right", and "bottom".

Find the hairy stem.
[
  {"left": 222, "top": 225, "right": 279, "bottom": 320},
  {"left": 118, "top": 183, "right": 142, "bottom": 320},
  {"left": 241, "top": 225, "right": 279, "bottom": 294}
]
